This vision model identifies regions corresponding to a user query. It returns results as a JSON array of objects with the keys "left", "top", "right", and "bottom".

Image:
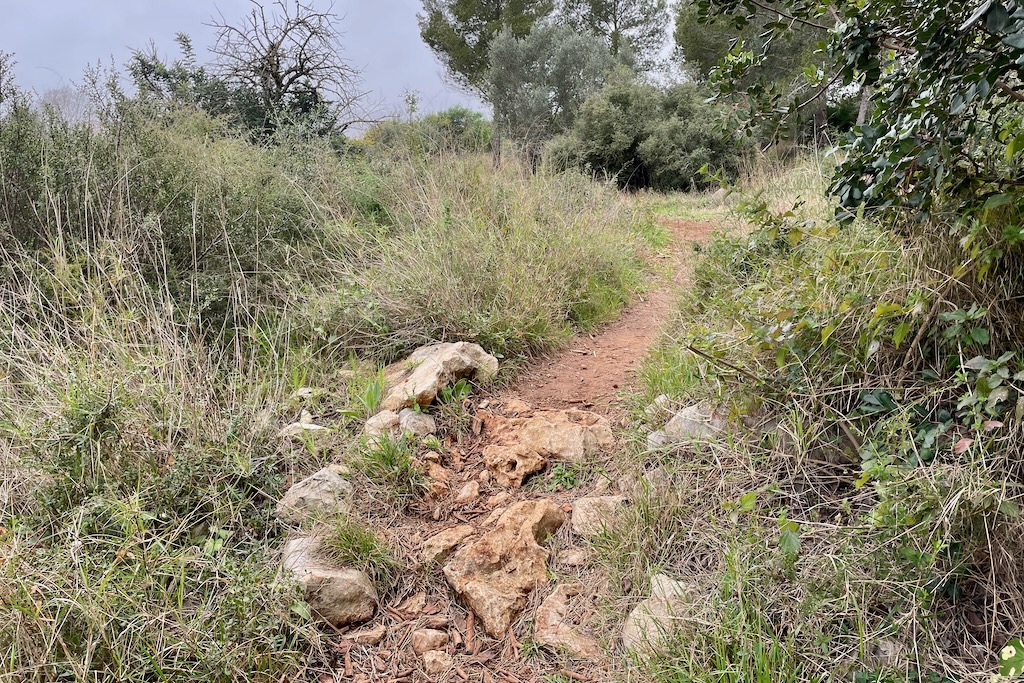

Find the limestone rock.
[
  {"left": 483, "top": 443, "right": 546, "bottom": 487},
  {"left": 443, "top": 500, "right": 565, "bottom": 637},
  {"left": 345, "top": 624, "right": 386, "bottom": 646},
  {"left": 621, "top": 574, "right": 693, "bottom": 652},
  {"left": 666, "top": 404, "right": 723, "bottom": 440},
  {"left": 426, "top": 463, "right": 452, "bottom": 482},
  {"left": 422, "top": 650, "right": 452, "bottom": 675},
  {"left": 455, "top": 480, "right": 481, "bottom": 504},
  {"left": 571, "top": 496, "right": 627, "bottom": 537},
  {"left": 381, "top": 342, "right": 499, "bottom": 412},
  {"left": 399, "top": 408, "right": 437, "bottom": 437},
  {"left": 535, "top": 583, "right": 601, "bottom": 659},
  {"left": 364, "top": 410, "right": 401, "bottom": 437},
  {"left": 279, "top": 410, "right": 328, "bottom": 439},
  {"left": 276, "top": 467, "right": 354, "bottom": 523},
  {"left": 411, "top": 628, "right": 449, "bottom": 655},
  {"left": 422, "top": 525, "right": 475, "bottom": 564},
  {"left": 644, "top": 394, "right": 673, "bottom": 418},
  {"left": 503, "top": 398, "right": 532, "bottom": 415},
  {"left": 481, "top": 408, "right": 614, "bottom": 486},
  {"left": 281, "top": 536, "right": 377, "bottom": 627},
  {"left": 516, "top": 410, "right": 615, "bottom": 464}
]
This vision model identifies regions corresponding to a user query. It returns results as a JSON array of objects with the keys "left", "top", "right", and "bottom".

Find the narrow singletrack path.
[{"left": 509, "top": 219, "right": 716, "bottom": 414}]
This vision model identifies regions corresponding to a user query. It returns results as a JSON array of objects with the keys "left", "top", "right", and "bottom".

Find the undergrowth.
[
  {"left": 609, "top": 155, "right": 1024, "bottom": 683},
  {"left": 0, "top": 71, "right": 657, "bottom": 681}
]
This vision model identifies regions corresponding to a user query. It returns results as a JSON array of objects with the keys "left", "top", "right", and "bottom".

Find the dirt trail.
[
  {"left": 510, "top": 219, "right": 716, "bottom": 414},
  {"left": 329, "top": 217, "right": 717, "bottom": 683}
]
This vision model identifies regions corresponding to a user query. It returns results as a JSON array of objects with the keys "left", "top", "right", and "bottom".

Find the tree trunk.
[
  {"left": 492, "top": 124, "right": 502, "bottom": 170},
  {"left": 856, "top": 85, "right": 873, "bottom": 126}
]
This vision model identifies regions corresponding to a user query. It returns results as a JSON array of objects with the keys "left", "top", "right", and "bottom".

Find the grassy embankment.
[
  {"left": 601, "top": 156, "right": 1024, "bottom": 682},
  {"left": 0, "top": 97, "right": 660, "bottom": 681}
]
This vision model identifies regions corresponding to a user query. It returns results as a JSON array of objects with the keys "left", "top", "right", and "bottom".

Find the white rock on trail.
[
  {"left": 621, "top": 574, "right": 693, "bottom": 652},
  {"left": 364, "top": 410, "right": 401, "bottom": 437},
  {"left": 399, "top": 408, "right": 437, "bottom": 437},
  {"left": 276, "top": 466, "right": 354, "bottom": 523},
  {"left": 380, "top": 342, "right": 499, "bottom": 412},
  {"left": 281, "top": 536, "right": 377, "bottom": 628},
  {"left": 647, "top": 403, "right": 724, "bottom": 450},
  {"left": 443, "top": 499, "right": 564, "bottom": 637}
]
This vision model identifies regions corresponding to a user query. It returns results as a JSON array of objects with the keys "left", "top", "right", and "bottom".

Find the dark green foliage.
[
  {"left": 418, "top": 0, "right": 556, "bottom": 92},
  {"left": 696, "top": 0, "right": 1024, "bottom": 228},
  {"left": 548, "top": 70, "right": 741, "bottom": 190},
  {"left": 561, "top": 0, "right": 670, "bottom": 66},
  {"left": 488, "top": 25, "right": 615, "bottom": 158}
]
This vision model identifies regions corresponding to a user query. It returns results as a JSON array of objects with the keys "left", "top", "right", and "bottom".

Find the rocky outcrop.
[
  {"left": 647, "top": 403, "right": 724, "bottom": 449},
  {"left": 443, "top": 500, "right": 565, "bottom": 637},
  {"left": 621, "top": 574, "right": 693, "bottom": 652},
  {"left": 281, "top": 536, "right": 377, "bottom": 627},
  {"left": 276, "top": 466, "right": 354, "bottom": 523},
  {"left": 535, "top": 583, "right": 601, "bottom": 658},
  {"left": 483, "top": 443, "right": 547, "bottom": 487},
  {"left": 571, "top": 496, "right": 628, "bottom": 537},
  {"left": 381, "top": 342, "right": 499, "bottom": 412},
  {"left": 482, "top": 406, "right": 614, "bottom": 487}
]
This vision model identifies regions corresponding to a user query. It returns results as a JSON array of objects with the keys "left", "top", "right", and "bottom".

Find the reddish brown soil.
[{"left": 508, "top": 219, "right": 716, "bottom": 414}]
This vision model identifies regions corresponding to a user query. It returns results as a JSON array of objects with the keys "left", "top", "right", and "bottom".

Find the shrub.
[
  {"left": 548, "top": 69, "right": 741, "bottom": 191},
  {"left": 619, "top": 157, "right": 1024, "bottom": 682}
]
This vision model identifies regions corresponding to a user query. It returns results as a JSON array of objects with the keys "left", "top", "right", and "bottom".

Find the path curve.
[{"left": 508, "top": 218, "right": 716, "bottom": 414}]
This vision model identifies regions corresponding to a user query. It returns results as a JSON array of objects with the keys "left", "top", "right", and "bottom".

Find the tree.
[
  {"left": 209, "top": 0, "right": 370, "bottom": 134},
  {"left": 418, "top": 0, "right": 556, "bottom": 93},
  {"left": 548, "top": 68, "right": 740, "bottom": 189},
  {"left": 488, "top": 24, "right": 615, "bottom": 164},
  {"left": 673, "top": 0, "right": 820, "bottom": 84},
  {"left": 560, "top": 0, "right": 669, "bottom": 67},
  {"left": 696, "top": 0, "right": 1024, "bottom": 224}
]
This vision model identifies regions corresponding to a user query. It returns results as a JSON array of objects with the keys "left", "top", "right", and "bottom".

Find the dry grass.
[{"left": 598, "top": 156, "right": 1024, "bottom": 683}]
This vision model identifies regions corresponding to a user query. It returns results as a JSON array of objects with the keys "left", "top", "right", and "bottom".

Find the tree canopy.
[
  {"left": 418, "top": 0, "right": 556, "bottom": 93},
  {"left": 488, "top": 24, "right": 615, "bottom": 158},
  {"left": 697, "top": 0, "right": 1024, "bottom": 225},
  {"left": 561, "top": 0, "right": 670, "bottom": 66}
]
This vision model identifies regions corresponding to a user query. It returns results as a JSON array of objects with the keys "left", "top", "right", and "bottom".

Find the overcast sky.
[{"left": 0, "top": 0, "right": 482, "bottom": 116}]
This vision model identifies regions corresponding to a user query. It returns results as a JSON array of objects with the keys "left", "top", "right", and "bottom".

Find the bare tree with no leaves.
[{"left": 209, "top": 0, "right": 375, "bottom": 133}]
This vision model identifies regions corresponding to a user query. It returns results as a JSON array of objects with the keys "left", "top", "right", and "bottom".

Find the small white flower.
[
  {"left": 1009, "top": 667, "right": 1018, "bottom": 679},
  {"left": 1002, "top": 644, "right": 1018, "bottom": 660}
]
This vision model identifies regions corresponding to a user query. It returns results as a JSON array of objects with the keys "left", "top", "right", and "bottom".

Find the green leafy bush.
[{"left": 548, "top": 69, "right": 741, "bottom": 191}]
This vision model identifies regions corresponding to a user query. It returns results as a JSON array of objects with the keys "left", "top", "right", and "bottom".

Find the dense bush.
[
  {"left": 547, "top": 69, "right": 741, "bottom": 190},
  {"left": 360, "top": 105, "right": 492, "bottom": 157}
]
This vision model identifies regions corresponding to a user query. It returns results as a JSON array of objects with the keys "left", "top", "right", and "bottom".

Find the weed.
[
  {"left": 350, "top": 435, "right": 426, "bottom": 504},
  {"left": 547, "top": 462, "right": 587, "bottom": 492},
  {"left": 322, "top": 518, "right": 401, "bottom": 593}
]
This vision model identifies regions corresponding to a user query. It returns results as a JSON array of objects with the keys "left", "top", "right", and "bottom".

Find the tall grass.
[
  {"left": 609, "top": 156, "right": 1024, "bottom": 682},
  {"left": 0, "top": 78, "right": 654, "bottom": 680}
]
